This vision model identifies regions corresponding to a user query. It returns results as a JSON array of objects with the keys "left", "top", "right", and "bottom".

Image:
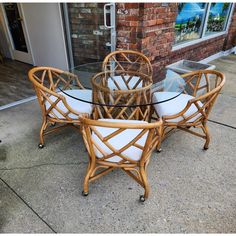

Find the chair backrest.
[
  {"left": 28, "top": 67, "right": 85, "bottom": 120},
  {"left": 182, "top": 70, "right": 225, "bottom": 98},
  {"left": 91, "top": 70, "right": 152, "bottom": 120},
  {"left": 80, "top": 118, "right": 163, "bottom": 166},
  {"left": 166, "top": 70, "right": 225, "bottom": 123},
  {"left": 102, "top": 50, "right": 153, "bottom": 78}
]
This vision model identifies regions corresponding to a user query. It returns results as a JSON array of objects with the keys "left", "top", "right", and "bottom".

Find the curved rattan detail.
[
  {"left": 152, "top": 70, "right": 225, "bottom": 150},
  {"left": 80, "top": 117, "right": 163, "bottom": 200},
  {"left": 91, "top": 70, "right": 153, "bottom": 120},
  {"left": 102, "top": 50, "right": 153, "bottom": 77},
  {"left": 28, "top": 66, "right": 90, "bottom": 147}
]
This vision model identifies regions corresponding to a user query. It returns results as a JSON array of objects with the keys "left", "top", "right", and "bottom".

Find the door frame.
[{"left": 0, "top": 3, "right": 34, "bottom": 64}]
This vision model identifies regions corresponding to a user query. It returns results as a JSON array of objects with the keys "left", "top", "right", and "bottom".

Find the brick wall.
[
  {"left": 67, "top": 3, "right": 110, "bottom": 65},
  {"left": 67, "top": 3, "right": 236, "bottom": 67},
  {"left": 116, "top": 3, "right": 236, "bottom": 75},
  {"left": 116, "top": 3, "right": 143, "bottom": 51}
]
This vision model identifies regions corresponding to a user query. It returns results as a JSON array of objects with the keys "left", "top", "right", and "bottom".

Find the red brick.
[
  {"left": 124, "top": 3, "right": 139, "bottom": 9},
  {"left": 116, "top": 2, "right": 236, "bottom": 66}
]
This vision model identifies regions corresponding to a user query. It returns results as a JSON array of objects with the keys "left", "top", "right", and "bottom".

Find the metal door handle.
[{"left": 104, "top": 3, "right": 114, "bottom": 29}]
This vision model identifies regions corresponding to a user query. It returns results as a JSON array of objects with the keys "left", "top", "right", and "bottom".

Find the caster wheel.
[
  {"left": 38, "top": 143, "right": 44, "bottom": 149},
  {"left": 157, "top": 148, "right": 162, "bottom": 153},
  {"left": 203, "top": 146, "right": 208, "bottom": 150},
  {"left": 82, "top": 191, "right": 89, "bottom": 196},
  {"left": 139, "top": 195, "right": 145, "bottom": 202}
]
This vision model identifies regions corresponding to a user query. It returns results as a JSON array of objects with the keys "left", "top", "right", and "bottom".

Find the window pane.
[
  {"left": 175, "top": 3, "right": 207, "bottom": 45},
  {"left": 206, "top": 3, "right": 231, "bottom": 35}
]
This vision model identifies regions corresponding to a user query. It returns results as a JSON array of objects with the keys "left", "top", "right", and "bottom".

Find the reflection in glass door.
[
  {"left": 2, "top": 3, "right": 33, "bottom": 64},
  {"left": 64, "top": 3, "right": 116, "bottom": 66},
  {"left": 4, "top": 3, "right": 27, "bottom": 52}
]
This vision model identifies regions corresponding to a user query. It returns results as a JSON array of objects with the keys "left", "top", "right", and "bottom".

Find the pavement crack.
[
  {"left": 0, "top": 161, "right": 88, "bottom": 171},
  {"left": 0, "top": 177, "right": 57, "bottom": 233},
  {"left": 208, "top": 119, "right": 236, "bottom": 129}
]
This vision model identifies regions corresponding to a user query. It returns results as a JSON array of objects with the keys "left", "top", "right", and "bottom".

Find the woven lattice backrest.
[
  {"left": 28, "top": 67, "right": 84, "bottom": 92},
  {"left": 163, "top": 70, "right": 225, "bottom": 124},
  {"left": 80, "top": 118, "right": 163, "bottom": 165},
  {"left": 92, "top": 70, "right": 152, "bottom": 120},
  {"left": 102, "top": 50, "right": 153, "bottom": 77},
  {"left": 182, "top": 70, "right": 224, "bottom": 98},
  {"left": 28, "top": 67, "right": 85, "bottom": 120}
]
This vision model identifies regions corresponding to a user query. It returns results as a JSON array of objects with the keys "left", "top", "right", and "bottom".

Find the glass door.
[
  {"left": 63, "top": 3, "right": 116, "bottom": 66},
  {"left": 2, "top": 3, "right": 33, "bottom": 64}
]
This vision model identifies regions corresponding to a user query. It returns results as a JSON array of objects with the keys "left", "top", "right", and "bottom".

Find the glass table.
[{"left": 59, "top": 62, "right": 186, "bottom": 120}]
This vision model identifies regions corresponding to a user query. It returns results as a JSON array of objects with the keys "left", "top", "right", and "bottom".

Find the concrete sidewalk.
[{"left": 0, "top": 54, "right": 235, "bottom": 233}]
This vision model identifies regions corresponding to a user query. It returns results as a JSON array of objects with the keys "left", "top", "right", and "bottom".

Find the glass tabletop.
[{"left": 58, "top": 62, "right": 186, "bottom": 107}]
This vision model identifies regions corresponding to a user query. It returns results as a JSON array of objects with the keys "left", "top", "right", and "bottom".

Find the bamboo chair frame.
[
  {"left": 80, "top": 117, "right": 163, "bottom": 202},
  {"left": 28, "top": 66, "right": 90, "bottom": 148},
  {"left": 152, "top": 70, "right": 225, "bottom": 150},
  {"left": 92, "top": 70, "right": 153, "bottom": 121},
  {"left": 102, "top": 50, "right": 153, "bottom": 77}
]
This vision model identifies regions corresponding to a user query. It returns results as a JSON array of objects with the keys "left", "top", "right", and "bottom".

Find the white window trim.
[{"left": 172, "top": 3, "right": 235, "bottom": 52}]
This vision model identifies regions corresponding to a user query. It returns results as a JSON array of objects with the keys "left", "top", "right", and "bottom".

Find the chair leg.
[
  {"left": 139, "top": 166, "right": 150, "bottom": 202},
  {"left": 202, "top": 122, "right": 210, "bottom": 150},
  {"left": 82, "top": 161, "right": 95, "bottom": 196},
  {"left": 38, "top": 119, "right": 47, "bottom": 148},
  {"left": 156, "top": 141, "right": 162, "bottom": 153},
  {"left": 156, "top": 128, "right": 165, "bottom": 152}
]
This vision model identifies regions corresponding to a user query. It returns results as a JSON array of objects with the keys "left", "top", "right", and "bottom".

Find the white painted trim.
[
  {"left": 58, "top": 3, "right": 69, "bottom": 70},
  {"left": 0, "top": 3, "right": 33, "bottom": 64},
  {"left": 0, "top": 96, "right": 37, "bottom": 111},
  {"left": 200, "top": 46, "right": 236, "bottom": 64},
  {"left": 19, "top": 3, "right": 35, "bottom": 65},
  {"left": 225, "top": 3, "right": 235, "bottom": 32},
  {"left": 0, "top": 4, "right": 14, "bottom": 59},
  {"left": 62, "top": 3, "right": 74, "bottom": 68},
  {"left": 201, "top": 3, "right": 211, "bottom": 37}
]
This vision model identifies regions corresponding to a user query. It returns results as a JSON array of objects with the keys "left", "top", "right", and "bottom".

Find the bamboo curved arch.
[{"left": 102, "top": 50, "right": 153, "bottom": 77}]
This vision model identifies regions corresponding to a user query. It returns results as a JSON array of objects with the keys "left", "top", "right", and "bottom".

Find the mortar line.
[
  {"left": 208, "top": 119, "right": 236, "bottom": 129},
  {"left": 0, "top": 177, "right": 57, "bottom": 233}
]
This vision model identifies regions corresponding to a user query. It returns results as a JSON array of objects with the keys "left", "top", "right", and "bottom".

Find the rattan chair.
[
  {"left": 102, "top": 50, "right": 153, "bottom": 89},
  {"left": 152, "top": 70, "right": 225, "bottom": 150},
  {"left": 80, "top": 117, "right": 163, "bottom": 202},
  {"left": 28, "top": 67, "right": 93, "bottom": 148},
  {"left": 92, "top": 70, "right": 153, "bottom": 121}
]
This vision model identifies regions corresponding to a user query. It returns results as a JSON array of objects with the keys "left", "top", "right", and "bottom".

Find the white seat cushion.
[
  {"left": 92, "top": 119, "right": 148, "bottom": 163},
  {"left": 45, "top": 89, "right": 93, "bottom": 119},
  {"left": 107, "top": 75, "right": 142, "bottom": 90},
  {"left": 152, "top": 92, "right": 203, "bottom": 123}
]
